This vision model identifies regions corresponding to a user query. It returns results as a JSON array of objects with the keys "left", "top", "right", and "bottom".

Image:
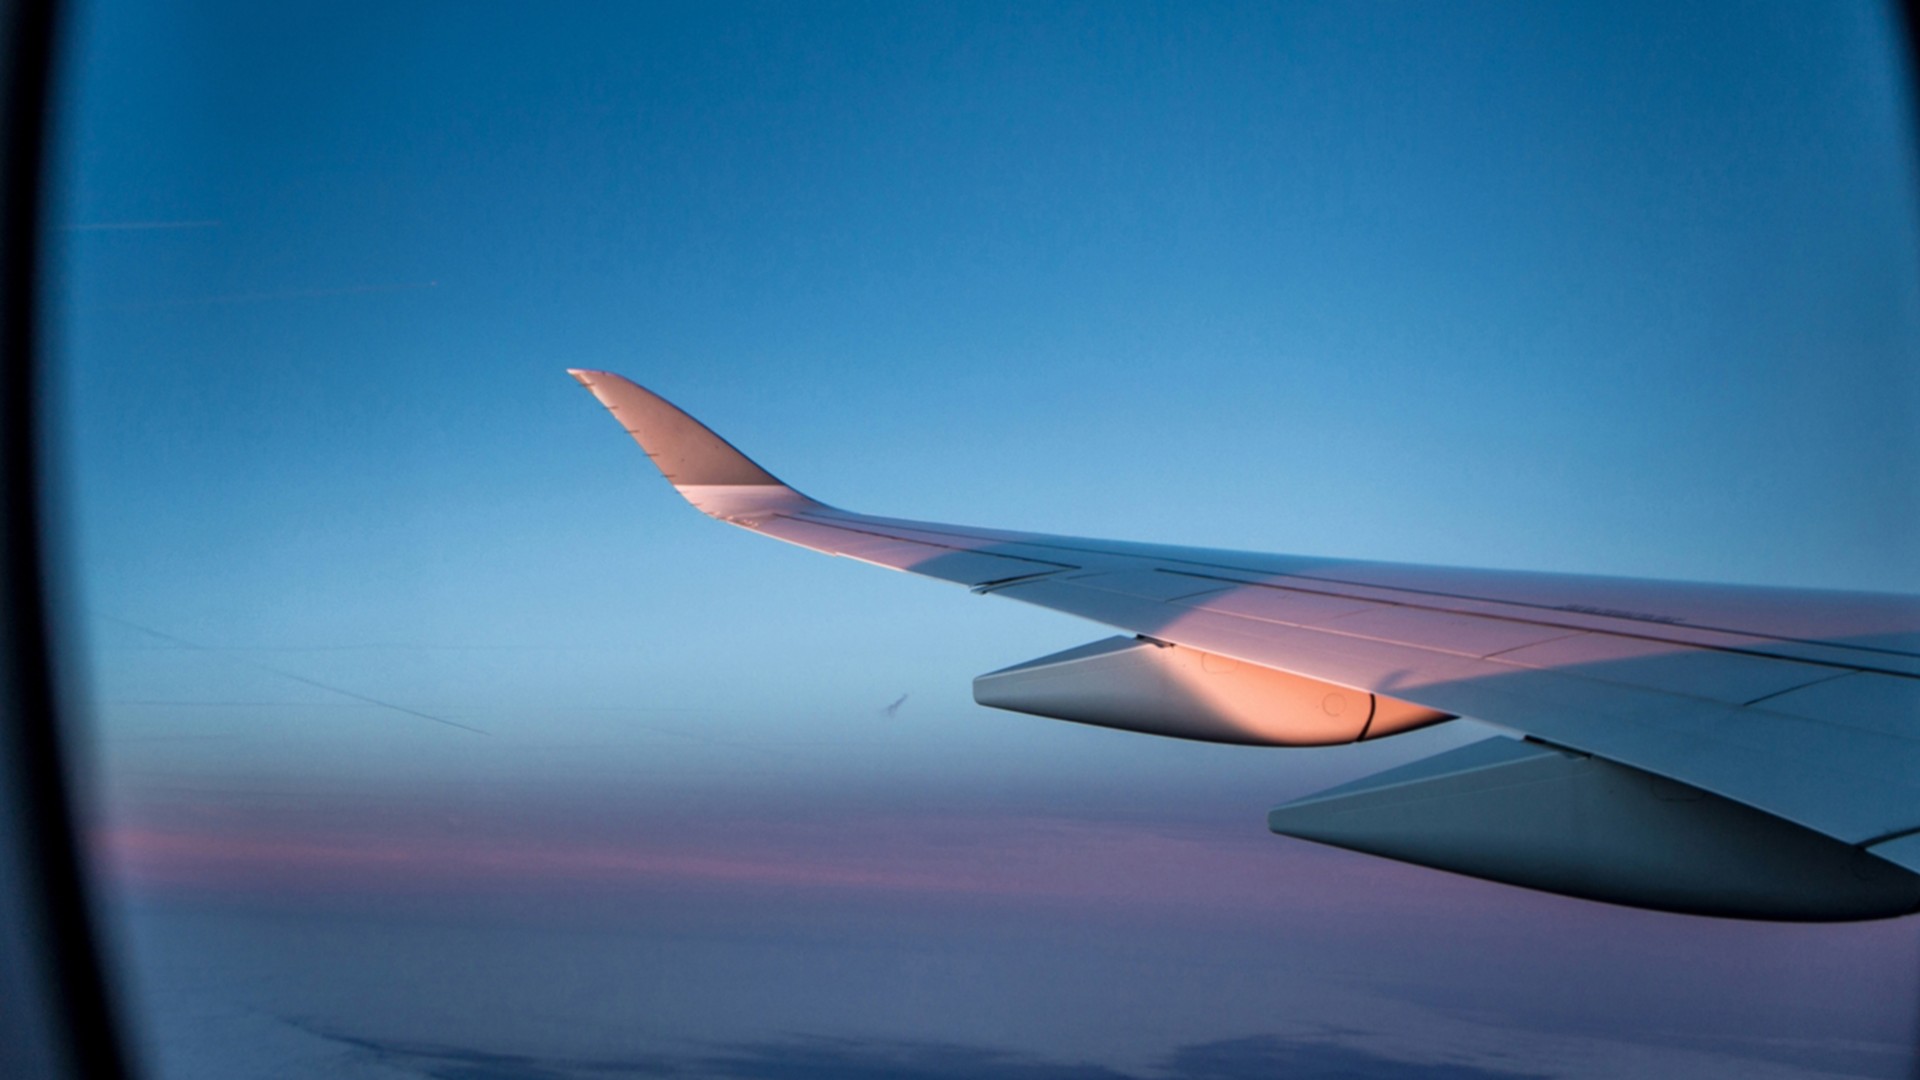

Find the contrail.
[
  {"left": 111, "top": 280, "right": 440, "bottom": 311},
  {"left": 61, "top": 220, "right": 222, "bottom": 232},
  {"left": 102, "top": 616, "right": 487, "bottom": 736}
]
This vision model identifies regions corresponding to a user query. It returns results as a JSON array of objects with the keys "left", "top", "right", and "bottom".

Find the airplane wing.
[{"left": 568, "top": 370, "right": 1920, "bottom": 921}]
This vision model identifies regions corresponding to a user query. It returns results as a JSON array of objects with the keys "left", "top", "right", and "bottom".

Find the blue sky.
[{"left": 44, "top": 2, "right": 1920, "bottom": 1078}]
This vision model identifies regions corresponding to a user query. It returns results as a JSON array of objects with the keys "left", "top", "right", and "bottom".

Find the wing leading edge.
[{"left": 568, "top": 370, "right": 1920, "bottom": 920}]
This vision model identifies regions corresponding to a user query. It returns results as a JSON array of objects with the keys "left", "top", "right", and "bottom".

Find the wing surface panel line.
[
  {"left": 775, "top": 511, "right": 1920, "bottom": 674},
  {"left": 790, "top": 509, "right": 1910, "bottom": 680}
]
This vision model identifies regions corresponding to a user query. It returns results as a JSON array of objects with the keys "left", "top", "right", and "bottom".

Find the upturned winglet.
[{"left": 567, "top": 370, "right": 818, "bottom": 520}]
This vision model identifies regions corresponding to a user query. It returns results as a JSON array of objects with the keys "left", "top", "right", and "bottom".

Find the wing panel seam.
[{"left": 1148, "top": 569, "right": 1904, "bottom": 681}]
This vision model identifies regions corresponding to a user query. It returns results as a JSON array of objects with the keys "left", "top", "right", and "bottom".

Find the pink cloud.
[{"left": 89, "top": 811, "right": 1410, "bottom": 916}]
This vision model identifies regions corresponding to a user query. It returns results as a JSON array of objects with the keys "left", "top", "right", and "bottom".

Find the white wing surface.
[{"left": 569, "top": 370, "right": 1920, "bottom": 920}]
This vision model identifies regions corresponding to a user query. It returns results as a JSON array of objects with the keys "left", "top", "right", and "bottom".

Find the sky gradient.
[{"left": 44, "top": 2, "right": 1920, "bottom": 1078}]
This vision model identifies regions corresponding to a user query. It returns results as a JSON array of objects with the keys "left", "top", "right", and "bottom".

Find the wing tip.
[
  {"left": 566, "top": 368, "right": 814, "bottom": 512},
  {"left": 566, "top": 368, "right": 610, "bottom": 391}
]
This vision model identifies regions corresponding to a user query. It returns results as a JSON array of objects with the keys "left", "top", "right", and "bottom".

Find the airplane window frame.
[
  {"left": 1, "top": 0, "right": 130, "bottom": 1074},
  {"left": 6, "top": 2, "right": 1920, "bottom": 1078}
]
